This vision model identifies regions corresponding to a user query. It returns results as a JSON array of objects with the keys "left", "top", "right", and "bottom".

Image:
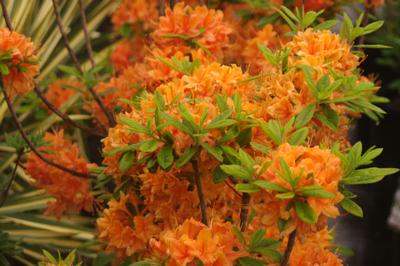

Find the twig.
[
  {"left": 192, "top": 159, "right": 208, "bottom": 226},
  {"left": 169, "top": 0, "right": 175, "bottom": 9},
  {"left": 34, "top": 85, "right": 106, "bottom": 137},
  {"left": 78, "top": 0, "right": 96, "bottom": 68},
  {"left": 0, "top": 0, "right": 12, "bottom": 31},
  {"left": 240, "top": 192, "right": 250, "bottom": 231},
  {"left": 52, "top": 0, "right": 116, "bottom": 127},
  {"left": 358, "top": 1, "right": 373, "bottom": 46},
  {"left": 1, "top": 83, "right": 92, "bottom": 178},
  {"left": 280, "top": 230, "right": 297, "bottom": 266},
  {"left": 159, "top": 0, "right": 165, "bottom": 16},
  {"left": 0, "top": 149, "right": 23, "bottom": 207}
]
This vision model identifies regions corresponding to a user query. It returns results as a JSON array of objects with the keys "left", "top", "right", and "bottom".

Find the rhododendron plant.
[{"left": 0, "top": 1, "right": 396, "bottom": 266}]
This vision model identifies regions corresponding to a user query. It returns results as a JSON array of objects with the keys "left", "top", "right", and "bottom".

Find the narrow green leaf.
[
  {"left": 157, "top": 144, "right": 174, "bottom": 169},
  {"left": 120, "top": 117, "right": 148, "bottom": 134},
  {"left": 253, "top": 180, "right": 289, "bottom": 193},
  {"left": 139, "top": 139, "right": 159, "bottom": 152},
  {"left": 235, "top": 183, "right": 261, "bottom": 193},
  {"left": 340, "top": 198, "right": 363, "bottom": 217},
  {"left": 294, "top": 201, "right": 317, "bottom": 224},
  {"left": 220, "top": 165, "right": 252, "bottom": 180},
  {"left": 200, "top": 142, "right": 223, "bottom": 162},
  {"left": 118, "top": 151, "right": 135, "bottom": 172},
  {"left": 176, "top": 147, "right": 197, "bottom": 168},
  {"left": 295, "top": 104, "right": 316, "bottom": 129},
  {"left": 288, "top": 127, "right": 309, "bottom": 145},
  {"left": 297, "top": 185, "right": 335, "bottom": 199}
]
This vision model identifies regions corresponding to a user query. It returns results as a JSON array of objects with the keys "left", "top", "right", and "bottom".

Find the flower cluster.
[
  {"left": 0, "top": 27, "right": 38, "bottom": 98},
  {"left": 25, "top": 130, "right": 94, "bottom": 217}
]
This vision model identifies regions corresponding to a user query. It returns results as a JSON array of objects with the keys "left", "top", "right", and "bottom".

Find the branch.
[
  {"left": 1, "top": 83, "right": 92, "bottom": 178},
  {"left": 78, "top": 0, "right": 96, "bottom": 68},
  {"left": 0, "top": 149, "right": 23, "bottom": 207},
  {"left": 280, "top": 230, "right": 297, "bottom": 266},
  {"left": 192, "top": 159, "right": 208, "bottom": 226},
  {"left": 240, "top": 192, "right": 250, "bottom": 231},
  {"left": 159, "top": 0, "right": 165, "bottom": 16},
  {"left": 0, "top": 0, "right": 12, "bottom": 31},
  {"left": 169, "top": 0, "right": 175, "bottom": 9},
  {"left": 52, "top": 0, "right": 116, "bottom": 127},
  {"left": 33, "top": 84, "right": 106, "bottom": 137}
]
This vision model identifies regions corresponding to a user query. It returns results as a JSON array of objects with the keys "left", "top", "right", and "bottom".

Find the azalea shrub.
[{"left": 0, "top": 0, "right": 397, "bottom": 266}]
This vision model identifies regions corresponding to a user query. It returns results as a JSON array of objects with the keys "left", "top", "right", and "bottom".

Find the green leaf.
[
  {"left": 232, "top": 226, "right": 246, "bottom": 245},
  {"left": 314, "top": 20, "right": 338, "bottom": 30},
  {"left": 250, "top": 142, "right": 270, "bottom": 154},
  {"left": 294, "top": 201, "right": 317, "bottom": 224},
  {"left": 354, "top": 44, "right": 391, "bottom": 49},
  {"left": 340, "top": 198, "right": 363, "bottom": 217},
  {"left": 120, "top": 117, "right": 148, "bottom": 134},
  {"left": 295, "top": 104, "right": 316, "bottom": 129},
  {"left": 261, "top": 120, "right": 283, "bottom": 145},
  {"left": 235, "top": 257, "right": 266, "bottom": 266},
  {"left": 363, "top": 20, "right": 384, "bottom": 35},
  {"left": 139, "top": 139, "right": 159, "bottom": 152},
  {"left": 235, "top": 183, "right": 261, "bottom": 193},
  {"left": 157, "top": 144, "right": 174, "bottom": 169},
  {"left": 200, "top": 142, "right": 223, "bottom": 162},
  {"left": 237, "top": 128, "right": 252, "bottom": 146},
  {"left": 252, "top": 247, "right": 282, "bottom": 263},
  {"left": 0, "top": 63, "right": 9, "bottom": 75},
  {"left": 288, "top": 127, "right": 309, "bottom": 145},
  {"left": 58, "top": 65, "right": 81, "bottom": 78},
  {"left": 253, "top": 180, "right": 288, "bottom": 193},
  {"left": 118, "top": 151, "right": 135, "bottom": 172},
  {"left": 278, "top": 158, "right": 295, "bottom": 186},
  {"left": 206, "top": 119, "right": 237, "bottom": 130},
  {"left": 220, "top": 165, "right": 252, "bottom": 180},
  {"left": 276, "top": 191, "right": 295, "bottom": 199},
  {"left": 257, "top": 43, "right": 278, "bottom": 66},
  {"left": 213, "top": 166, "right": 228, "bottom": 183},
  {"left": 178, "top": 103, "right": 199, "bottom": 130},
  {"left": 316, "top": 113, "right": 337, "bottom": 131},
  {"left": 238, "top": 149, "right": 255, "bottom": 172},
  {"left": 297, "top": 185, "right": 335, "bottom": 199},
  {"left": 343, "top": 167, "right": 398, "bottom": 185},
  {"left": 176, "top": 147, "right": 197, "bottom": 168}
]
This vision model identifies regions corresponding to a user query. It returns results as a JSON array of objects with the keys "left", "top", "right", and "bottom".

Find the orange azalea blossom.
[
  {"left": 97, "top": 192, "right": 160, "bottom": 259},
  {"left": 25, "top": 130, "right": 94, "bottom": 217},
  {"left": 111, "top": 37, "right": 148, "bottom": 73},
  {"left": 295, "top": 0, "right": 334, "bottom": 11},
  {"left": 287, "top": 29, "right": 359, "bottom": 79},
  {"left": 111, "top": 0, "right": 158, "bottom": 32},
  {"left": 150, "top": 218, "right": 248, "bottom": 266},
  {"left": 289, "top": 227, "right": 343, "bottom": 266},
  {"left": 153, "top": 3, "right": 232, "bottom": 59},
  {"left": 44, "top": 79, "right": 81, "bottom": 109},
  {"left": 0, "top": 27, "right": 39, "bottom": 98},
  {"left": 243, "top": 24, "right": 290, "bottom": 74},
  {"left": 261, "top": 143, "right": 343, "bottom": 221}
]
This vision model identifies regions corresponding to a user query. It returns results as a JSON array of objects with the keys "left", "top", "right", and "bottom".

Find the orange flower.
[
  {"left": 25, "top": 130, "right": 94, "bottom": 217},
  {"left": 260, "top": 143, "right": 343, "bottom": 225},
  {"left": 111, "top": 0, "right": 158, "bottom": 32},
  {"left": 243, "top": 24, "right": 290, "bottom": 74},
  {"left": 287, "top": 29, "right": 359, "bottom": 77},
  {"left": 97, "top": 192, "right": 160, "bottom": 259},
  {"left": 150, "top": 218, "right": 248, "bottom": 266},
  {"left": 111, "top": 38, "right": 148, "bottom": 73},
  {"left": 44, "top": 79, "right": 81, "bottom": 109},
  {"left": 153, "top": 3, "right": 232, "bottom": 59},
  {"left": 295, "top": 0, "right": 334, "bottom": 11},
  {"left": 289, "top": 227, "right": 343, "bottom": 266},
  {"left": 0, "top": 27, "right": 39, "bottom": 98}
]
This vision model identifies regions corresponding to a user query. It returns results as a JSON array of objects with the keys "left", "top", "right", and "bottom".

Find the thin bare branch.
[
  {"left": 0, "top": 0, "right": 13, "bottom": 31},
  {"left": 159, "top": 0, "right": 165, "bottom": 16},
  {"left": 0, "top": 150, "right": 23, "bottom": 207},
  {"left": 240, "top": 192, "right": 250, "bottom": 231},
  {"left": 280, "top": 230, "right": 297, "bottom": 266},
  {"left": 1, "top": 83, "right": 92, "bottom": 178},
  {"left": 52, "top": 0, "right": 115, "bottom": 127},
  {"left": 78, "top": 0, "right": 96, "bottom": 68},
  {"left": 192, "top": 159, "right": 208, "bottom": 226},
  {"left": 33, "top": 84, "right": 106, "bottom": 137}
]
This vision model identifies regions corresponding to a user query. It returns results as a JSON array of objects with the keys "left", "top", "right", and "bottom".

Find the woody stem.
[
  {"left": 0, "top": 83, "right": 92, "bottom": 178},
  {"left": 280, "top": 230, "right": 297, "bottom": 266},
  {"left": 52, "top": 0, "right": 116, "bottom": 127},
  {"left": 0, "top": 149, "right": 23, "bottom": 207},
  {"left": 192, "top": 159, "right": 208, "bottom": 226},
  {"left": 240, "top": 192, "right": 250, "bottom": 231}
]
